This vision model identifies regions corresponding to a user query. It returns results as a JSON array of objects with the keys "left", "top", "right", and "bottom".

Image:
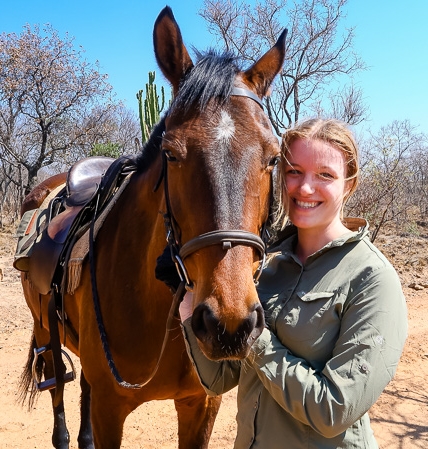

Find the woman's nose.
[{"left": 299, "top": 176, "right": 316, "bottom": 195}]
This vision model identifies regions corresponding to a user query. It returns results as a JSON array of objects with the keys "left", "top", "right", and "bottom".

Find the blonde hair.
[{"left": 274, "top": 118, "right": 360, "bottom": 227}]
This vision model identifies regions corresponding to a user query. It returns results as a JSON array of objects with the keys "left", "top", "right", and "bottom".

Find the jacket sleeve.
[
  {"left": 249, "top": 265, "right": 408, "bottom": 438},
  {"left": 181, "top": 318, "right": 241, "bottom": 396}
]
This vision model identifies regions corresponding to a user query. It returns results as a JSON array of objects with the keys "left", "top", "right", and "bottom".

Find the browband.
[{"left": 231, "top": 87, "right": 265, "bottom": 110}]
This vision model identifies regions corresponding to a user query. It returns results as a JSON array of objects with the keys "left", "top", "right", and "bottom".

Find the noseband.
[
  {"left": 173, "top": 229, "right": 267, "bottom": 288},
  {"left": 162, "top": 87, "right": 270, "bottom": 289}
]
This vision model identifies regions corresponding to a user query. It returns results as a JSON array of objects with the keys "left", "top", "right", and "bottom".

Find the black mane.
[
  {"left": 135, "top": 117, "right": 165, "bottom": 173},
  {"left": 172, "top": 49, "right": 241, "bottom": 113},
  {"left": 136, "top": 50, "right": 241, "bottom": 172}
]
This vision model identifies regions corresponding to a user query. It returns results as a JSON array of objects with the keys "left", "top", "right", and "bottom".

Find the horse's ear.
[
  {"left": 242, "top": 29, "right": 288, "bottom": 98},
  {"left": 153, "top": 6, "right": 194, "bottom": 95}
]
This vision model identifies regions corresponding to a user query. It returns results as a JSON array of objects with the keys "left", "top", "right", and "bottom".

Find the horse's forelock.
[{"left": 172, "top": 50, "right": 240, "bottom": 114}]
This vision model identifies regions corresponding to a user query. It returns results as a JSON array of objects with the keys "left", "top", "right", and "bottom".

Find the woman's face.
[{"left": 284, "top": 137, "right": 350, "bottom": 233}]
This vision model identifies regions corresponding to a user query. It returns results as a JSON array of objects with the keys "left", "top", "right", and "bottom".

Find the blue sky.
[{"left": 1, "top": 0, "right": 427, "bottom": 136}]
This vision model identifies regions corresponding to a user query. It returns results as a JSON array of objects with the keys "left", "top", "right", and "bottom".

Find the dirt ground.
[{"left": 0, "top": 224, "right": 427, "bottom": 448}]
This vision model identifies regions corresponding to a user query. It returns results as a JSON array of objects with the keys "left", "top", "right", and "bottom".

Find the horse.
[{"left": 17, "top": 6, "right": 287, "bottom": 448}]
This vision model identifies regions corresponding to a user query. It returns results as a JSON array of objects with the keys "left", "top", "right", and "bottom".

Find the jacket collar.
[{"left": 268, "top": 217, "right": 370, "bottom": 258}]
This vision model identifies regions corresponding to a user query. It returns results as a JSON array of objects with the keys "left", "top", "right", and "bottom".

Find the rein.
[
  {"left": 89, "top": 87, "right": 271, "bottom": 390},
  {"left": 88, "top": 159, "right": 186, "bottom": 390}
]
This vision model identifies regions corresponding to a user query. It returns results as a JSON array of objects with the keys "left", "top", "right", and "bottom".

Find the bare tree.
[
  {"left": 45, "top": 103, "right": 141, "bottom": 174},
  {"left": 200, "top": 0, "right": 367, "bottom": 133},
  {"left": 0, "top": 158, "right": 22, "bottom": 226},
  {"left": 110, "top": 105, "right": 142, "bottom": 155},
  {"left": 346, "top": 120, "right": 425, "bottom": 241},
  {"left": 0, "top": 24, "right": 120, "bottom": 195},
  {"left": 407, "top": 142, "right": 428, "bottom": 220},
  {"left": 310, "top": 83, "right": 369, "bottom": 125}
]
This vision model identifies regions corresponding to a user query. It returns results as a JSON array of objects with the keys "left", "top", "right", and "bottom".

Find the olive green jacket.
[{"left": 181, "top": 220, "right": 408, "bottom": 448}]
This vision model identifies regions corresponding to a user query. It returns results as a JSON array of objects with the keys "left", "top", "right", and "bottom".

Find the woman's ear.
[{"left": 343, "top": 179, "right": 354, "bottom": 202}]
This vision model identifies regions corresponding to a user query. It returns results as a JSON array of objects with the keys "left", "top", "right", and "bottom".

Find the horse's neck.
[{"left": 111, "top": 171, "right": 166, "bottom": 251}]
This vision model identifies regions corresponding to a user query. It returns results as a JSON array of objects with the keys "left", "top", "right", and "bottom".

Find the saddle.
[
  {"left": 14, "top": 155, "right": 137, "bottom": 295},
  {"left": 13, "top": 155, "right": 138, "bottom": 400}
]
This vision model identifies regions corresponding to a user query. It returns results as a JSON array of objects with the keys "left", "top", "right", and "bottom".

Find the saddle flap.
[
  {"left": 47, "top": 205, "right": 84, "bottom": 244},
  {"left": 28, "top": 231, "right": 64, "bottom": 295}
]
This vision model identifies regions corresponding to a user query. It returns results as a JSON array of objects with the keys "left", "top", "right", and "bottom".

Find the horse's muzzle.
[{"left": 191, "top": 302, "right": 265, "bottom": 360}]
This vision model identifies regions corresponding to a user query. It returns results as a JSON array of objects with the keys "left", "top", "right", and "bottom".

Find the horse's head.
[{"left": 153, "top": 7, "right": 286, "bottom": 360}]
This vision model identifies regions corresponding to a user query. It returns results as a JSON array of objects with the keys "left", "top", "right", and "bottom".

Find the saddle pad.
[
  {"left": 13, "top": 184, "right": 65, "bottom": 272},
  {"left": 66, "top": 172, "right": 133, "bottom": 294}
]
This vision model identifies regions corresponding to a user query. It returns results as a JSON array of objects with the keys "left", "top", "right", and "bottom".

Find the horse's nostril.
[
  {"left": 191, "top": 303, "right": 216, "bottom": 343},
  {"left": 191, "top": 302, "right": 265, "bottom": 359},
  {"left": 248, "top": 303, "right": 265, "bottom": 343},
  {"left": 254, "top": 303, "right": 265, "bottom": 329}
]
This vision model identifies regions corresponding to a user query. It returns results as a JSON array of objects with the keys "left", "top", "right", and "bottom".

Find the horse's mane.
[
  {"left": 173, "top": 49, "right": 241, "bottom": 113},
  {"left": 136, "top": 50, "right": 241, "bottom": 173},
  {"left": 135, "top": 118, "right": 165, "bottom": 173}
]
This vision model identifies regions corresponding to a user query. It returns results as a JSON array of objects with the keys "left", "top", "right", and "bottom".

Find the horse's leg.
[
  {"left": 46, "top": 361, "right": 70, "bottom": 449},
  {"left": 175, "top": 394, "right": 222, "bottom": 449},
  {"left": 19, "top": 331, "right": 70, "bottom": 449},
  {"left": 90, "top": 387, "right": 128, "bottom": 449},
  {"left": 77, "top": 370, "right": 94, "bottom": 449},
  {"left": 49, "top": 395, "right": 70, "bottom": 449}
]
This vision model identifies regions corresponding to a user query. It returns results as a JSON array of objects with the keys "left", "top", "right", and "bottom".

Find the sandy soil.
[{"left": 0, "top": 226, "right": 427, "bottom": 448}]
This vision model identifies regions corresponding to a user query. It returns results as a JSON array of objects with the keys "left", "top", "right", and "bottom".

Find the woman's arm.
[{"left": 248, "top": 266, "right": 408, "bottom": 438}]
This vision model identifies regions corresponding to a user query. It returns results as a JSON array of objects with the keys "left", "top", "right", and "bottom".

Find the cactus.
[{"left": 137, "top": 71, "right": 167, "bottom": 143}]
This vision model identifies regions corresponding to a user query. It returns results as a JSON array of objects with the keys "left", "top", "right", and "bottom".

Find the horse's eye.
[
  {"left": 163, "top": 149, "right": 177, "bottom": 162},
  {"left": 268, "top": 156, "right": 280, "bottom": 167}
]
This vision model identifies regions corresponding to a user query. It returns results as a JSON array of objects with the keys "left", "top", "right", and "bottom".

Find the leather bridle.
[
  {"left": 88, "top": 86, "right": 273, "bottom": 390},
  {"left": 162, "top": 87, "right": 271, "bottom": 290}
]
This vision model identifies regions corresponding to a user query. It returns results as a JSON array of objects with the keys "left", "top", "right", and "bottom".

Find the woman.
[{"left": 180, "top": 118, "right": 408, "bottom": 448}]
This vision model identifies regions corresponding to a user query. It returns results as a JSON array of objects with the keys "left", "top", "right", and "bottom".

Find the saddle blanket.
[
  {"left": 14, "top": 172, "right": 133, "bottom": 295},
  {"left": 14, "top": 183, "right": 65, "bottom": 272},
  {"left": 67, "top": 172, "right": 133, "bottom": 294}
]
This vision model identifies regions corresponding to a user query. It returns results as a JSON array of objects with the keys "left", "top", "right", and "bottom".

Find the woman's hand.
[{"left": 179, "top": 291, "right": 193, "bottom": 322}]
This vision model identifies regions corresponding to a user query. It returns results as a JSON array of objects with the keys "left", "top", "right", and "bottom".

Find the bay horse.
[{"left": 18, "top": 6, "right": 287, "bottom": 448}]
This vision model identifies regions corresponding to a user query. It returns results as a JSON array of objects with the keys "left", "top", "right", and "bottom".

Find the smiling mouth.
[{"left": 294, "top": 199, "right": 320, "bottom": 209}]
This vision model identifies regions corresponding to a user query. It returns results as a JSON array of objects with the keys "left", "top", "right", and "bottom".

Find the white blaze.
[{"left": 215, "top": 110, "right": 235, "bottom": 144}]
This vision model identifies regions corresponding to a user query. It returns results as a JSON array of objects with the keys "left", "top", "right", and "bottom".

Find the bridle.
[
  {"left": 89, "top": 86, "right": 273, "bottom": 390},
  {"left": 162, "top": 86, "right": 272, "bottom": 290}
]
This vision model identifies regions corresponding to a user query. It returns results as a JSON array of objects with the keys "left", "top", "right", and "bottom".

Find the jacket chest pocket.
[{"left": 276, "top": 291, "right": 340, "bottom": 345}]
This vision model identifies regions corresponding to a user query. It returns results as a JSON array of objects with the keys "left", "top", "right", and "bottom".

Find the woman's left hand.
[{"left": 179, "top": 291, "right": 193, "bottom": 322}]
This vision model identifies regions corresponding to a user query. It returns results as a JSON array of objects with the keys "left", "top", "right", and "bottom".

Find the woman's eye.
[
  {"left": 285, "top": 169, "right": 300, "bottom": 175},
  {"left": 163, "top": 149, "right": 177, "bottom": 162},
  {"left": 319, "top": 172, "right": 334, "bottom": 180}
]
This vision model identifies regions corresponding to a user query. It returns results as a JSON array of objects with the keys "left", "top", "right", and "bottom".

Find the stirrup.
[{"left": 32, "top": 345, "right": 76, "bottom": 392}]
